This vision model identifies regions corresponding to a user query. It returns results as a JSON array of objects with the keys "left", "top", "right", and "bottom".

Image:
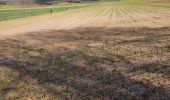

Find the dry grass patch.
[{"left": 0, "top": 27, "right": 169, "bottom": 100}]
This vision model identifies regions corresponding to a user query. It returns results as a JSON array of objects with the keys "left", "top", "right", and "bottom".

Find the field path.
[{"left": 0, "top": 2, "right": 170, "bottom": 38}]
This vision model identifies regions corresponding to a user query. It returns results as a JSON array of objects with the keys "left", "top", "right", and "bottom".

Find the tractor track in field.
[
  {"left": 110, "top": 7, "right": 115, "bottom": 25},
  {"left": 120, "top": 6, "right": 136, "bottom": 23},
  {"left": 83, "top": 6, "right": 111, "bottom": 27},
  {"left": 96, "top": 7, "right": 111, "bottom": 27},
  {"left": 113, "top": 7, "right": 118, "bottom": 25},
  {"left": 130, "top": 7, "right": 161, "bottom": 20},
  {"left": 0, "top": 3, "right": 170, "bottom": 37},
  {"left": 54, "top": 7, "right": 102, "bottom": 29},
  {"left": 109, "top": 7, "right": 114, "bottom": 25},
  {"left": 122, "top": 6, "right": 140, "bottom": 22},
  {"left": 70, "top": 6, "right": 108, "bottom": 28},
  {"left": 119, "top": 6, "right": 129, "bottom": 24}
]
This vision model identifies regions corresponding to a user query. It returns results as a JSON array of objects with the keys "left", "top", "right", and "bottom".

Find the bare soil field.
[
  {"left": 0, "top": 2, "right": 170, "bottom": 37},
  {"left": 0, "top": 1, "right": 170, "bottom": 100}
]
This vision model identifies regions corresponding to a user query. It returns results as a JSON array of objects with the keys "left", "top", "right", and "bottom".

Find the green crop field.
[{"left": 0, "top": 3, "right": 91, "bottom": 21}]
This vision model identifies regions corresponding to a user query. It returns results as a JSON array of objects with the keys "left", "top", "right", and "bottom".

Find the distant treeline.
[
  {"left": 0, "top": 0, "right": 81, "bottom": 4},
  {"left": 0, "top": 0, "right": 119, "bottom": 4}
]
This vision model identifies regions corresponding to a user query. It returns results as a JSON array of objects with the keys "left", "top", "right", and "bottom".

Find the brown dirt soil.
[{"left": 0, "top": 3, "right": 170, "bottom": 37}]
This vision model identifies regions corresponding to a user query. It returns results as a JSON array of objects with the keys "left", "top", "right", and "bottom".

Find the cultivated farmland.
[
  {"left": 0, "top": 3, "right": 91, "bottom": 21},
  {"left": 0, "top": 0, "right": 170, "bottom": 100}
]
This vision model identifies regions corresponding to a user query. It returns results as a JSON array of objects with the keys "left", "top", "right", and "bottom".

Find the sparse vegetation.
[
  {"left": 0, "top": 0, "right": 170, "bottom": 99},
  {"left": 0, "top": 27, "right": 169, "bottom": 99}
]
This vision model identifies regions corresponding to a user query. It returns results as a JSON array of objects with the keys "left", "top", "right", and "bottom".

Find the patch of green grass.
[
  {"left": 0, "top": 3, "right": 90, "bottom": 21},
  {"left": 0, "top": 5, "right": 17, "bottom": 11}
]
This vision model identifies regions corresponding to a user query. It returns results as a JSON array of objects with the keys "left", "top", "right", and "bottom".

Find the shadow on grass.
[{"left": 0, "top": 27, "right": 169, "bottom": 99}]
